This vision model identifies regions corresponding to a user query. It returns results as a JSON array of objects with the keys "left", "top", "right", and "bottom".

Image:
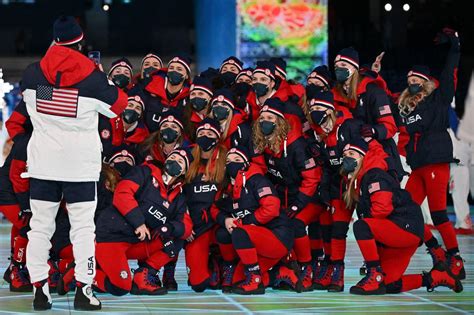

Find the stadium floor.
[{"left": 0, "top": 221, "right": 472, "bottom": 314}]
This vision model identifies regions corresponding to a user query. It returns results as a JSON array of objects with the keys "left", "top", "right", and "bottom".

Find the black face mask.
[
  {"left": 221, "top": 72, "right": 237, "bottom": 86},
  {"left": 112, "top": 74, "right": 130, "bottom": 89},
  {"left": 341, "top": 156, "right": 358, "bottom": 174},
  {"left": 310, "top": 110, "right": 328, "bottom": 126},
  {"left": 160, "top": 128, "right": 179, "bottom": 144},
  {"left": 196, "top": 135, "right": 218, "bottom": 152},
  {"left": 122, "top": 109, "right": 140, "bottom": 124},
  {"left": 164, "top": 160, "right": 182, "bottom": 177},
  {"left": 112, "top": 161, "right": 133, "bottom": 177},
  {"left": 253, "top": 82, "right": 269, "bottom": 97},
  {"left": 334, "top": 67, "right": 351, "bottom": 83},
  {"left": 143, "top": 66, "right": 157, "bottom": 78},
  {"left": 212, "top": 106, "right": 230, "bottom": 121},
  {"left": 234, "top": 82, "right": 252, "bottom": 96},
  {"left": 226, "top": 161, "right": 246, "bottom": 178},
  {"left": 167, "top": 71, "right": 185, "bottom": 85},
  {"left": 190, "top": 97, "right": 208, "bottom": 112},
  {"left": 259, "top": 120, "right": 276, "bottom": 136},
  {"left": 408, "top": 84, "right": 423, "bottom": 95}
]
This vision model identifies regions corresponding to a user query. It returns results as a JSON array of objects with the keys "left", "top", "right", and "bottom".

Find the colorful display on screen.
[{"left": 237, "top": 0, "right": 328, "bottom": 82}]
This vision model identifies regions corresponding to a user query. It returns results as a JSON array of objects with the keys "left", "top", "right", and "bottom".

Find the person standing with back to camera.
[{"left": 19, "top": 16, "right": 128, "bottom": 310}]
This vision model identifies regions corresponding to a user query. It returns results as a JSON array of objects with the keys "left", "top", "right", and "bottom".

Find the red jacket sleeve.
[
  {"left": 113, "top": 167, "right": 146, "bottom": 229},
  {"left": 6, "top": 100, "right": 30, "bottom": 140},
  {"left": 243, "top": 176, "right": 280, "bottom": 225}
]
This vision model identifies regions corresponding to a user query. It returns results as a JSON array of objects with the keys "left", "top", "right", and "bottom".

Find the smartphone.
[{"left": 88, "top": 51, "right": 101, "bottom": 65}]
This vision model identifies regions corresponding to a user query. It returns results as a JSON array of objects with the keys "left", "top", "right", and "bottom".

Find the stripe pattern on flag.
[
  {"left": 36, "top": 85, "right": 79, "bottom": 118},
  {"left": 379, "top": 104, "right": 392, "bottom": 116},
  {"left": 258, "top": 187, "right": 272, "bottom": 198},
  {"left": 368, "top": 182, "right": 381, "bottom": 194}
]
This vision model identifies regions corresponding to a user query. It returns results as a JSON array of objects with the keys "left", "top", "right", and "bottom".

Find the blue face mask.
[
  {"left": 160, "top": 128, "right": 179, "bottom": 144},
  {"left": 408, "top": 84, "right": 422, "bottom": 95},
  {"left": 310, "top": 110, "right": 328, "bottom": 126},
  {"left": 212, "top": 106, "right": 230, "bottom": 121},
  {"left": 164, "top": 159, "right": 182, "bottom": 177},
  {"left": 167, "top": 71, "right": 184, "bottom": 85},
  {"left": 259, "top": 120, "right": 276, "bottom": 136},
  {"left": 334, "top": 67, "right": 350, "bottom": 83},
  {"left": 253, "top": 83, "right": 269, "bottom": 97},
  {"left": 341, "top": 156, "right": 358, "bottom": 174},
  {"left": 196, "top": 135, "right": 218, "bottom": 152},
  {"left": 226, "top": 161, "right": 247, "bottom": 178}
]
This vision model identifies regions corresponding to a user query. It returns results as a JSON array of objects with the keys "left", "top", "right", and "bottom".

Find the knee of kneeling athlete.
[
  {"left": 104, "top": 276, "right": 131, "bottom": 296},
  {"left": 332, "top": 221, "right": 350, "bottom": 239},
  {"left": 215, "top": 227, "right": 232, "bottom": 244},
  {"left": 430, "top": 210, "right": 449, "bottom": 226},
  {"left": 191, "top": 278, "right": 210, "bottom": 293}
]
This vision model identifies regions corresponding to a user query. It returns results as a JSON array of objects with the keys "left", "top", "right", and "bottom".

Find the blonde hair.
[
  {"left": 334, "top": 70, "right": 360, "bottom": 102},
  {"left": 398, "top": 80, "right": 436, "bottom": 117},
  {"left": 342, "top": 160, "right": 363, "bottom": 209},
  {"left": 185, "top": 144, "right": 227, "bottom": 184},
  {"left": 252, "top": 117, "right": 290, "bottom": 155}
]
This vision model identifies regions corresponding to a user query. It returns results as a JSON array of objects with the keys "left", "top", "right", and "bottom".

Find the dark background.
[{"left": 0, "top": 0, "right": 472, "bottom": 112}]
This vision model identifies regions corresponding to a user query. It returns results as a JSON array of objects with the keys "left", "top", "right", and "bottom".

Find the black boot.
[{"left": 33, "top": 279, "right": 52, "bottom": 311}]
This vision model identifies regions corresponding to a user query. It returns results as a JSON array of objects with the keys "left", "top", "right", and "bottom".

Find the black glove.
[
  {"left": 18, "top": 208, "right": 32, "bottom": 220},
  {"left": 360, "top": 124, "right": 377, "bottom": 139},
  {"left": 162, "top": 239, "right": 177, "bottom": 258},
  {"left": 434, "top": 27, "right": 459, "bottom": 45}
]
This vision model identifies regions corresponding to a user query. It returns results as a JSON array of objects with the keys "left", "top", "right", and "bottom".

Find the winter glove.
[
  {"left": 18, "top": 207, "right": 32, "bottom": 221},
  {"left": 360, "top": 124, "right": 378, "bottom": 139},
  {"left": 434, "top": 27, "right": 459, "bottom": 47}
]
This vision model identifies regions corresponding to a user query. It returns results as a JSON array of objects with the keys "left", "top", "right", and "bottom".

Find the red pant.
[
  {"left": 405, "top": 163, "right": 449, "bottom": 211},
  {"left": 95, "top": 239, "right": 172, "bottom": 293},
  {"left": 355, "top": 218, "right": 420, "bottom": 284},
  {"left": 292, "top": 202, "right": 325, "bottom": 263},
  {"left": 184, "top": 228, "right": 216, "bottom": 286},
  {"left": 218, "top": 225, "right": 288, "bottom": 284},
  {"left": 330, "top": 199, "right": 354, "bottom": 262},
  {"left": 406, "top": 163, "right": 458, "bottom": 251}
]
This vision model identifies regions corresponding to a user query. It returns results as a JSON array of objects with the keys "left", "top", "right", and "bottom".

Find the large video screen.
[{"left": 237, "top": 0, "right": 328, "bottom": 81}]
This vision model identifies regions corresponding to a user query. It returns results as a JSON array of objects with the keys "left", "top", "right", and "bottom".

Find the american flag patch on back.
[{"left": 36, "top": 85, "right": 79, "bottom": 118}]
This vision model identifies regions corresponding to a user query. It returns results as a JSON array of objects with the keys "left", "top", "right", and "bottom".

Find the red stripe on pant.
[
  {"left": 355, "top": 218, "right": 421, "bottom": 286},
  {"left": 221, "top": 225, "right": 288, "bottom": 284},
  {"left": 95, "top": 239, "right": 171, "bottom": 293},
  {"left": 405, "top": 163, "right": 459, "bottom": 251},
  {"left": 185, "top": 228, "right": 216, "bottom": 286}
]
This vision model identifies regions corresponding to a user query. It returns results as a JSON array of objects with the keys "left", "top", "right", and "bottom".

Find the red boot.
[
  {"left": 232, "top": 264, "right": 265, "bottom": 295},
  {"left": 426, "top": 262, "right": 463, "bottom": 293},
  {"left": 327, "top": 263, "right": 344, "bottom": 292},
  {"left": 131, "top": 267, "right": 168, "bottom": 295},
  {"left": 427, "top": 245, "right": 446, "bottom": 266},
  {"left": 350, "top": 266, "right": 386, "bottom": 295},
  {"left": 57, "top": 262, "right": 76, "bottom": 295},
  {"left": 9, "top": 263, "right": 33, "bottom": 292},
  {"left": 447, "top": 254, "right": 466, "bottom": 280},
  {"left": 221, "top": 262, "right": 235, "bottom": 293},
  {"left": 273, "top": 265, "right": 302, "bottom": 292},
  {"left": 313, "top": 260, "right": 333, "bottom": 290},
  {"left": 299, "top": 263, "right": 314, "bottom": 292}
]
